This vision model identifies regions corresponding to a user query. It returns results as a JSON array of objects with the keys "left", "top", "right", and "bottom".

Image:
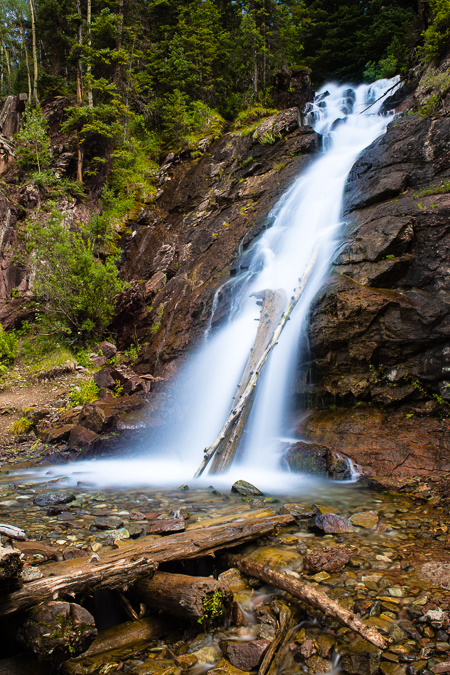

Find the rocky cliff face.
[
  {"left": 297, "top": 106, "right": 450, "bottom": 478},
  {"left": 115, "top": 109, "right": 319, "bottom": 377}
]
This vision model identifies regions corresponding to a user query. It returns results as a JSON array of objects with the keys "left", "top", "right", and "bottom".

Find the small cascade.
[{"left": 19, "top": 77, "right": 399, "bottom": 489}]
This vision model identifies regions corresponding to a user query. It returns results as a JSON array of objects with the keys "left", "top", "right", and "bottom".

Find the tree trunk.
[
  {"left": 195, "top": 248, "right": 317, "bottom": 477},
  {"left": 221, "top": 553, "right": 387, "bottom": 650},
  {"left": 19, "top": 25, "right": 32, "bottom": 103},
  {"left": 86, "top": 0, "right": 93, "bottom": 108},
  {"left": 0, "top": 515, "right": 294, "bottom": 617},
  {"left": 131, "top": 571, "right": 233, "bottom": 623},
  {"left": 28, "top": 0, "right": 38, "bottom": 103},
  {"left": 259, "top": 601, "right": 295, "bottom": 675},
  {"left": 76, "top": 0, "right": 83, "bottom": 183}
]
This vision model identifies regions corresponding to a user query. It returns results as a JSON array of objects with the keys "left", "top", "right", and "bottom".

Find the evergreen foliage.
[{"left": 14, "top": 103, "right": 50, "bottom": 173}]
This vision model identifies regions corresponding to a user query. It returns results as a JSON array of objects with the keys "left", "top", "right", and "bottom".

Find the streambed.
[{"left": 0, "top": 463, "right": 449, "bottom": 675}]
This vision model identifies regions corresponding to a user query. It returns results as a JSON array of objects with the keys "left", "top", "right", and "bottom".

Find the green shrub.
[
  {"left": 15, "top": 104, "right": 51, "bottom": 174},
  {"left": 26, "top": 211, "right": 128, "bottom": 343},
  {"left": 0, "top": 325, "right": 18, "bottom": 363},
  {"left": 68, "top": 379, "right": 100, "bottom": 407},
  {"left": 11, "top": 417, "right": 32, "bottom": 435}
]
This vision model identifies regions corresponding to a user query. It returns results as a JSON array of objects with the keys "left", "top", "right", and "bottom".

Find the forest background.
[{"left": 0, "top": 0, "right": 447, "bottom": 359}]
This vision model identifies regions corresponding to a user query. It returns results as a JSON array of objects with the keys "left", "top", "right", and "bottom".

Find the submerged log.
[
  {"left": 0, "top": 515, "right": 294, "bottom": 617},
  {"left": 195, "top": 248, "right": 318, "bottom": 477},
  {"left": 131, "top": 571, "right": 233, "bottom": 623},
  {"left": 17, "top": 601, "right": 97, "bottom": 663},
  {"left": 221, "top": 553, "right": 387, "bottom": 650}
]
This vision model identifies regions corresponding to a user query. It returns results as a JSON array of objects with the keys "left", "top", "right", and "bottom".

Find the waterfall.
[{"left": 30, "top": 78, "right": 398, "bottom": 490}]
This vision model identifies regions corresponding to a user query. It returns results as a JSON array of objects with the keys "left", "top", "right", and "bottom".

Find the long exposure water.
[{"left": 17, "top": 78, "right": 398, "bottom": 491}]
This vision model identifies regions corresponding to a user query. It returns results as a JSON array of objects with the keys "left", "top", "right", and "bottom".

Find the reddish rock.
[
  {"left": 93, "top": 367, "right": 116, "bottom": 389},
  {"left": 298, "top": 407, "right": 450, "bottom": 479},
  {"left": 97, "top": 341, "right": 117, "bottom": 359},
  {"left": 78, "top": 396, "right": 145, "bottom": 434},
  {"left": 68, "top": 425, "right": 100, "bottom": 450},
  {"left": 303, "top": 546, "right": 353, "bottom": 573},
  {"left": 39, "top": 424, "right": 74, "bottom": 444},
  {"left": 313, "top": 514, "right": 355, "bottom": 534},
  {"left": 145, "top": 518, "right": 185, "bottom": 534},
  {"left": 221, "top": 639, "right": 270, "bottom": 670}
]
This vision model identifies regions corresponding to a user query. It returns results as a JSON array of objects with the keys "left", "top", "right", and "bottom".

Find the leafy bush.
[
  {"left": 27, "top": 211, "right": 128, "bottom": 343},
  {"left": 15, "top": 104, "right": 51, "bottom": 174},
  {"left": 68, "top": 379, "right": 100, "bottom": 407},
  {"left": 0, "top": 325, "right": 18, "bottom": 363}
]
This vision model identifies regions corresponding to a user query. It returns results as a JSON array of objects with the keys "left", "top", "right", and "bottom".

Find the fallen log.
[
  {"left": 258, "top": 600, "right": 295, "bottom": 675},
  {"left": 0, "top": 514, "right": 294, "bottom": 617},
  {"left": 209, "top": 289, "right": 287, "bottom": 474},
  {"left": 131, "top": 571, "right": 233, "bottom": 624},
  {"left": 221, "top": 553, "right": 387, "bottom": 650},
  {"left": 195, "top": 248, "right": 318, "bottom": 477},
  {"left": 17, "top": 600, "right": 97, "bottom": 664}
]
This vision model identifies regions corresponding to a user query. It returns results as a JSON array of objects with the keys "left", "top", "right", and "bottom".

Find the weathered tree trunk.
[
  {"left": 75, "top": 0, "right": 84, "bottom": 183},
  {"left": 195, "top": 249, "right": 318, "bottom": 477},
  {"left": 86, "top": 0, "right": 93, "bottom": 108},
  {"left": 0, "top": 515, "right": 294, "bottom": 617},
  {"left": 222, "top": 553, "right": 387, "bottom": 649},
  {"left": 70, "top": 615, "right": 171, "bottom": 661},
  {"left": 209, "top": 288, "right": 287, "bottom": 474},
  {"left": 131, "top": 571, "right": 233, "bottom": 623},
  {"left": 17, "top": 601, "right": 97, "bottom": 663},
  {"left": 19, "top": 25, "right": 32, "bottom": 103},
  {"left": 0, "top": 544, "right": 22, "bottom": 590},
  {"left": 28, "top": 0, "right": 38, "bottom": 103}
]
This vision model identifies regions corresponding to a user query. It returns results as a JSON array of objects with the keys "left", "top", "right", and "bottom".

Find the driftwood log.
[
  {"left": 195, "top": 248, "right": 318, "bottom": 477},
  {"left": 131, "top": 571, "right": 233, "bottom": 623},
  {"left": 222, "top": 553, "right": 387, "bottom": 649},
  {"left": 0, "top": 515, "right": 294, "bottom": 617},
  {"left": 259, "top": 600, "right": 295, "bottom": 675},
  {"left": 17, "top": 601, "right": 97, "bottom": 663}
]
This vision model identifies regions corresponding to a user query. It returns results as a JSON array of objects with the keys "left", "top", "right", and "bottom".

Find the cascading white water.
[{"left": 24, "top": 78, "right": 398, "bottom": 490}]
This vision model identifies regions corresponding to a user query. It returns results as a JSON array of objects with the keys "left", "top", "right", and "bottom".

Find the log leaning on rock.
[
  {"left": 195, "top": 248, "right": 318, "bottom": 477},
  {"left": 0, "top": 544, "right": 23, "bottom": 590},
  {"left": 222, "top": 553, "right": 387, "bottom": 650},
  {"left": 131, "top": 571, "right": 233, "bottom": 623},
  {"left": 0, "top": 515, "right": 294, "bottom": 617}
]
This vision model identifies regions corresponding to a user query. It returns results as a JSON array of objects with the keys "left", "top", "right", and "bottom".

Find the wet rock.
[
  {"left": 209, "top": 657, "right": 252, "bottom": 675},
  {"left": 78, "top": 396, "right": 145, "bottom": 434},
  {"left": 350, "top": 511, "right": 379, "bottom": 528},
  {"left": 249, "top": 546, "right": 303, "bottom": 571},
  {"left": 34, "top": 491, "right": 75, "bottom": 507},
  {"left": 15, "top": 541, "right": 58, "bottom": 561},
  {"left": 313, "top": 514, "right": 355, "bottom": 534},
  {"left": 418, "top": 564, "right": 450, "bottom": 590},
  {"left": 305, "top": 655, "right": 333, "bottom": 674},
  {"left": 92, "top": 516, "right": 124, "bottom": 530},
  {"left": 279, "top": 503, "right": 315, "bottom": 518},
  {"left": 145, "top": 518, "right": 185, "bottom": 534},
  {"left": 303, "top": 546, "right": 353, "bottom": 573},
  {"left": 231, "top": 480, "right": 264, "bottom": 497},
  {"left": 340, "top": 637, "right": 381, "bottom": 675},
  {"left": 300, "top": 639, "right": 316, "bottom": 658},
  {"left": 192, "top": 643, "right": 223, "bottom": 665},
  {"left": 380, "top": 663, "right": 407, "bottom": 675},
  {"left": 93, "top": 367, "right": 116, "bottom": 389},
  {"left": 175, "top": 654, "right": 198, "bottom": 671},
  {"left": 218, "top": 567, "right": 250, "bottom": 592},
  {"left": 221, "top": 639, "right": 270, "bottom": 670}
]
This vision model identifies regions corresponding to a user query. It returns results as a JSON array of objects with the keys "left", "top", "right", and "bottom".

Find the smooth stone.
[
  {"left": 92, "top": 516, "right": 124, "bottom": 530},
  {"left": 279, "top": 503, "right": 315, "bottom": 518},
  {"left": 231, "top": 481, "right": 264, "bottom": 497},
  {"left": 350, "top": 511, "right": 379, "bottom": 528},
  {"left": 305, "top": 655, "right": 332, "bottom": 674},
  {"left": 313, "top": 514, "right": 355, "bottom": 534},
  {"left": 21, "top": 565, "right": 43, "bottom": 581},
  {"left": 311, "top": 571, "right": 331, "bottom": 582},
  {"left": 221, "top": 640, "right": 270, "bottom": 671},
  {"left": 209, "top": 658, "right": 252, "bottom": 675},
  {"left": 314, "top": 504, "right": 339, "bottom": 515},
  {"left": 193, "top": 644, "right": 223, "bottom": 665},
  {"left": 249, "top": 546, "right": 303, "bottom": 571},
  {"left": 380, "top": 663, "right": 407, "bottom": 675},
  {"left": 34, "top": 492, "right": 75, "bottom": 507}
]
